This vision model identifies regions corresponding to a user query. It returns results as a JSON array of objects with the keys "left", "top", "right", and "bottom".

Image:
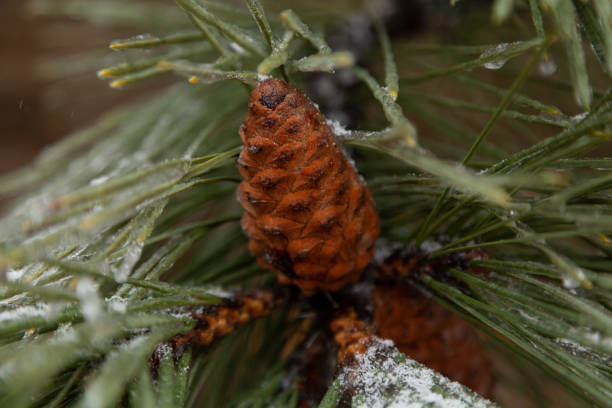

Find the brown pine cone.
[
  {"left": 237, "top": 78, "right": 380, "bottom": 295},
  {"left": 329, "top": 308, "right": 375, "bottom": 364},
  {"left": 372, "top": 284, "right": 495, "bottom": 398}
]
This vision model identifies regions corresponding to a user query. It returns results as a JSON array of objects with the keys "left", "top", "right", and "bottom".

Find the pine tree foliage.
[{"left": 1, "top": 0, "right": 612, "bottom": 407}]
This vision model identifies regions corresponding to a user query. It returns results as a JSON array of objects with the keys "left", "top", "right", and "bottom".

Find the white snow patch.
[
  {"left": 112, "top": 241, "right": 143, "bottom": 283},
  {"left": 154, "top": 342, "right": 173, "bottom": 359},
  {"left": 327, "top": 118, "right": 353, "bottom": 138},
  {"left": 340, "top": 337, "right": 495, "bottom": 408},
  {"left": 169, "top": 309, "right": 195, "bottom": 320},
  {"left": 373, "top": 239, "right": 403, "bottom": 265},
  {"left": 420, "top": 240, "right": 442, "bottom": 253},
  {"left": 106, "top": 295, "right": 128, "bottom": 314},
  {"left": 570, "top": 112, "right": 588, "bottom": 123},
  {"left": 555, "top": 337, "right": 592, "bottom": 355},
  {"left": 205, "top": 286, "right": 232, "bottom": 299},
  {"left": 229, "top": 42, "right": 246, "bottom": 53},
  {"left": 516, "top": 309, "right": 539, "bottom": 323},
  {"left": 0, "top": 303, "right": 52, "bottom": 323},
  {"left": 6, "top": 269, "right": 24, "bottom": 283},
  {"left": 89, "top": 175, "right": 110, "bottom": 186},
  {"left": 560, "top": 264, "right": 587, "bottom": 289},
  {"left": 76, "top": 278, "right": 103, "bottom": 322},
  {"left": 51, "top": 323, "right": 77, "bottom": 343},
  {"left": 116, "top": 333, "right": 149, "bottom": 353}
]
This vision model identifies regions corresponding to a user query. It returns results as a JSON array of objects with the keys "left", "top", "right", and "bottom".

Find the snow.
[
  {"left": 373, "top": 239, "right": 412, "bottom": 265},
  {"left": 555, "top": 337, "right": 592, "bottom": 355},
  {"left": 420, "top": 240, "right": 442, "bottom": 253},
  {"left": 112, "top": 242, "right": 143, "bottom": 283},
  {"left": 169, "top": 310, "right": 194, "bottom": 320},
  {"left": 326, "top": 118, "right": 353, "bottom": 138},
  {"left": 154, "top": 342, "right": 173, "bottom": 359},
  {"left": 229, "top": 42, "right": 246, "bottom": 54},
  {"left": 204, "top": 286, "right": 232, "bottom": 299},
  {"left": 560, "top": 264, "right": 587, "bottom": 289},
  {"left": 516, "top": 309, "right": 539, "bottom": 323},
  {"left": 51, "top": 323, "right": 77, "bottom": 343},
  {"left": 570, "top": 112, "right": 588, "bottom": 123},
  {"left": 6, "top": 268, "right": 25, "bottom": 282},
  {"left": 106, "top": 295, "right": 128, "bottom": 314},
  {"left": 76, "top": 278, "right": 103, "bottom": 322},
  {"left": 340, "top": 337, "right": 495, "bottom": 408},
  {"left": 89, "top": 175, "right": 110, "bottom": 186},
  {"left": 0, "top": 303, "right": 53, "bottom": 323}
]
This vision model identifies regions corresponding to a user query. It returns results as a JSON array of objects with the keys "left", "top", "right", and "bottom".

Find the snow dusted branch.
[
  {"left": 327, "top": 308, "right": 496, "bottom": 408},
  {"left": 328, "top": 337, "right": 498, "bottom": 408}
]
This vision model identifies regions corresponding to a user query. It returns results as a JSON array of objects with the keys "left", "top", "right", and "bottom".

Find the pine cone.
[
  {"left": 237, "top": 78, "right": 380, "bottom": 295},
  {"left": 330, "top": 308, "right": 374, "bottom": 364},
  {"left": 372, "top": 284, "right": 495, "bottom": 397}
]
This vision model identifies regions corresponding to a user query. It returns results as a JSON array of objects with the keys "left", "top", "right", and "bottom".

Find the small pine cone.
[
  {"left": 329, "top": 309, "right": 374, "bottom": 364},
  {"left": 372, "top": 284, "right": 494, "bottom": 397},
  {"left": 151, "top": 289, "right": 283, "bottom": 370},
  {"left": 237, "top": 78, "right": 380, "bottom": 295}
]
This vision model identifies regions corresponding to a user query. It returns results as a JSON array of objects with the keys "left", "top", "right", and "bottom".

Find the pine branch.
[
  {"left": 2, "top": 1, "right": 612, "bottom": 407},
  {"left": 326, "top": 309, "right": 497, "bottom": 407}
]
